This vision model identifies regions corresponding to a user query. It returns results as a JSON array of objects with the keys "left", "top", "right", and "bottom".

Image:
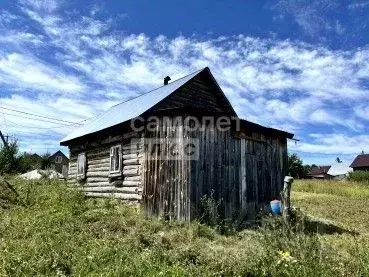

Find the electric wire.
[
  {"left": 0, "top": 106, "right": 82, "bottom": 125},
  {"left": 1, "top": 112, "right": 83, "bottom": 125}
]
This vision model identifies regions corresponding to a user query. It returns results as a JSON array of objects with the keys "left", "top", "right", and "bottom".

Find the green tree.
[
  {"left": 0, "top": 140, "right": 19, "bottom": 175},
  {"left": 18, "top": 152, "right": 42, "bottom": 173},
  {"left": 40, "top": 152, "right": 51, "bottom": 170},
  {"left": 288, "top": 153, "right": 306, "bottom": 179}
]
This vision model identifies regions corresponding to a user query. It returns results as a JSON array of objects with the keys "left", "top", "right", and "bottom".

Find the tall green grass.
[
  {"left": 1, "top": 178, "right": 369, "bottom": 276},
  {"left": 293, "top": 179, "right": 369, "bottom": 198}
]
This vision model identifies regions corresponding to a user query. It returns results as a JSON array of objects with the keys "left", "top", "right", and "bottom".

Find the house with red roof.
[{"left": 350, "top": 154, "right": 369, "bottom": 171}]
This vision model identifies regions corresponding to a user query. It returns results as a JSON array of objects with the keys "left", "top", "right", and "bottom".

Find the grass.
[
  {"left": 293, "top": 179, "right": 369, "bottom": 198},
  {"left": 293, "top": 179, "right": 369, "bottom": 233},
  {"left": 1, "top": 178, "right": 369, "bottom": 276}
]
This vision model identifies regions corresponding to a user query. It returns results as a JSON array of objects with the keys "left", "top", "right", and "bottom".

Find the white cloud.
[
  {"left": 20, "top": 0, "right": 59, "bottom": 13},
  {"left": 290, "top": 133, "right": 369, "bottom": 155},
  {"left": 348, "top": 1, "right": 369, "bottom": 10},
  {"left": 0, "top": 0, "right": 367, "bottom": 160},
  {"left": 0, "top": 53, "right": 85, "bottom": 93},
  {"left": 355, "top": 105, "right": 369, "bottom": 120},
  {"left": 0, "top": 31, "right": 44, "bottom": 45},
  {"left": 268, "top": 0, "right": 343, "bottom": 37},
  {"left": 0, "top": 10, "right": 19, "bottom": 25}
]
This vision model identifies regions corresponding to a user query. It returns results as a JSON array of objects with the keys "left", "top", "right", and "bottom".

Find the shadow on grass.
[
  {"left": 296, "top": 215, "right": 359, "bottom": 235},
  {"left": 207, "top": 208, "right": 360, "bottom": 236},
  {"left": 256, "top": 210, "right": 360, "bottom": 236}
]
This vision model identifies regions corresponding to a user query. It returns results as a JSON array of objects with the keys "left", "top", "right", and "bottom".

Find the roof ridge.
[
  {"left": 60, "top": 67, "right": 209, "bottom": 144},
  {"left": 110, "top": 67, "right": 206, "bottom": 108}
]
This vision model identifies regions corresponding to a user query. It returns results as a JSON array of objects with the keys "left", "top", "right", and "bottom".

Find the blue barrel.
[{"left": 270, "top": 200, "right": 282, "bottom": 215}]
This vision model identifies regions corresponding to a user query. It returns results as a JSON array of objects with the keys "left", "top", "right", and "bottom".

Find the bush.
[
  {"left": 200, "top": 191, "right": 220, "bottom": 226},
  {"left": 17, "top": 152, "right": 43, "bottom": 173},
  {"left": 349, "top": 171, "right": 369, "bottom": 183},
  {"left": 0, "top": 141, "right": 19, "bottom": 175},
  {"left": 0, "top": 139, "right": 50, "bottom": 174}
]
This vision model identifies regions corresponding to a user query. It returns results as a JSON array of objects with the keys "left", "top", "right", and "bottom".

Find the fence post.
[{"left": 282, "top": 176, "right": 294, "bottom": 223}]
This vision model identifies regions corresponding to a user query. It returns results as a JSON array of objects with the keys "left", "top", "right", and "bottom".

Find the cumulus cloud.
[
  {"left": 0, "top": 0, "right": 368, "bottom": 159},
  {"left": 290, "top": 133, "right": 369, "bottom": 155},
  {"left": 348, "top": 1, "right": 369, "bottom": 10},
  {"left": 0, "top": 53, "right": 85, "bottom": 93},
  {"left": 267, "top": 0, "right": 343, "bottom": 37}
]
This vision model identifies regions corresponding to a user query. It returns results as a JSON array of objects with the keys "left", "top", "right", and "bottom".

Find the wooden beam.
[{"left": 0, "top": 131, "right": 8, "bottom": 147}]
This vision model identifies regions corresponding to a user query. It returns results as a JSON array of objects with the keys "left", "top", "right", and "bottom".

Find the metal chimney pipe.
[{"left": 164, "top": 76, "right": 171, "bottom": 85}]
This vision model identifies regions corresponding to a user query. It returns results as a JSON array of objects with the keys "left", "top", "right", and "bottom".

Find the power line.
[
  {"left": 7, "top": 129, "right": 63, "bottom": 137},
  {"left": 13, "top": 133, "right": 62, "bottom": 139},
  {"left": 5, "top": 119, "right": 81, "bottom": 129},
  {"left": 1, "top": 112, "right": 82, "bottom": 125},
  {"left": 0, "top": 106, "right": 83, "bottom": 125}
]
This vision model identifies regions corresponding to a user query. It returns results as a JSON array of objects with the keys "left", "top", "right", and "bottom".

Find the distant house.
[
  {"left": 49, "top": 150, "right": 69, "bottom": 178},
  {"left": 327, "top": 162, "right": 353, "bottom": 180},
  {"left": 350, "top": 154, "right": 369, "bottom": 171},
  {"left": 30, "top": 153, "right": 42, "bottom": 160},
  {"left": 307, "top": 166, "right": 331, "bottom": 179},
  {"left": 29, "top": 153, "right": 42, "bottom": 167}
]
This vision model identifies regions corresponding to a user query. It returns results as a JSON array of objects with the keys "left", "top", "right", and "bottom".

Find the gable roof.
[
  {"left": 61, "top": 67, "right": 236, "bottom": 145},
  {"left": 49, "top": 150, "right": 68, "bottom": 160},
  {"left": 327, "top": 162, "right": 353, "bottom": 176},
  {"left": 350, "top": 154, "right": 369, "bottom": 168},
  {"left": 31, "top": 153, "right": 42, "bottom": 159},
  {"left": 308, "top": 166, "right": 331, "bottom": 176}
]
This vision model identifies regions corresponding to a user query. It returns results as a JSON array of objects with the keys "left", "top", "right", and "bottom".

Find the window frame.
[
  {"left": 55, "top": 156, "right": 62, "bottom": 164},
  {"left": 109, "top": 145, "right": 122, "bottom": 174},
  {"left": 77, "top": 152, "right": 86, "bottom": 178}
]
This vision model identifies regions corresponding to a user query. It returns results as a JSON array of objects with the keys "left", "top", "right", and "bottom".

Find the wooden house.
[
  {"left": 327, "top": 162, "right": 352, "bottom": 180},
  {"left": 60, "top": 67, "right": 293, "bottom": 220},
  {"left": 350, "top": 154, "right": 369, "bottom": 171},
  {"left": 49, "top": 150, "right": 69, "bottom": 178},
  {"left": 307, "top": 166, "right": 331, "bottom": 179}
]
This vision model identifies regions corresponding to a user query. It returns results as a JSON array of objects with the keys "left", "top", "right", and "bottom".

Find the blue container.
[{"left": 270, "top": 200, "right": 282, "bottom": 215}]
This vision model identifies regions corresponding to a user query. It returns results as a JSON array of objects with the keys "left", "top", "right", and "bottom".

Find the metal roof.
[
  {"left": 60, "top": 68, "right": 205, "bottom": 144},
  {"left": 327, "top": 162, "right": 353, "bottom": 176},
  {"left": 61, "top": 67, "right": 294, "bottom": 145},
  {"left": 350, "top": 154, "right": 369, "bottom": 168}
]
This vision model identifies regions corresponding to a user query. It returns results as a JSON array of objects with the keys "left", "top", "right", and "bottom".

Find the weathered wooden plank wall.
[
  {"left": 142, "top": 118, "right": 191, "bottom": 220},
  {"left": 190, "top": 125, "right": 288, "bottom": 220},
  {"left": 153, "top": 74, "right": 235, "bottom": 115},
  {"left": 141, "top": 117, "right": 288, "bottom": 221}
]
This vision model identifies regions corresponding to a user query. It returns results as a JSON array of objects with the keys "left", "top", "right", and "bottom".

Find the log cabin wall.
[{"left": 67, "top": 132, "right": 144, "bottom": 202}]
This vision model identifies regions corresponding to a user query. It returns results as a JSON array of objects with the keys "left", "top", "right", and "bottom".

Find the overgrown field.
[{"left": 1, "top": 178, "right": 369, "bottom": 276}]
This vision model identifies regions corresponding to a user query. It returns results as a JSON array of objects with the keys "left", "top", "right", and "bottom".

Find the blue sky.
[{"left": 0, "top": 0, "right": 368, "bottom": 165}]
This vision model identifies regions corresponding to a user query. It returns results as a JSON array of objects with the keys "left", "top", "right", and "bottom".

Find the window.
[
  {"left": 77, "top": 152, "right": 86, "bottom": 178},
  {"left": 55, "top": 156, "right": 62, "bottom": 164},
  {"left": 110, "top": 145, "right": 122, "bottom": 173}
]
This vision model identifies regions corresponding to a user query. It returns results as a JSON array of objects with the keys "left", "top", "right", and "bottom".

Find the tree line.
[
  {"left": 288, "top": 153, "right": 318, "bottom": 179},
  {"left": 0, "top": 140, "right": 51, "bottom": 175}
]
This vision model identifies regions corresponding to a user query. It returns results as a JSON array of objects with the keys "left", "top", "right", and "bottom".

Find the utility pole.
[{"left": 0, "top": 130, "right": 8, "bottom": 147}]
